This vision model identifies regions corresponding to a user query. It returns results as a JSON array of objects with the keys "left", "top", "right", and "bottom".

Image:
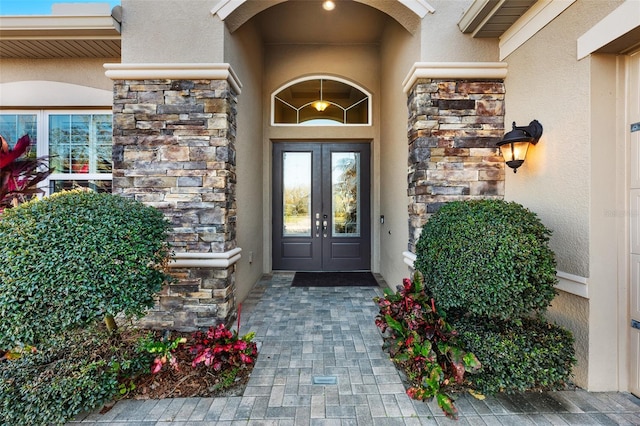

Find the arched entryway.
[
  {"left": 213, "top": 0, "right": 433, "bottom": 34},
  {"left": 220, "top": 0, "right": 421, "bottom": 276},
  {"left": 106, "top": 0, "right": 508, "bottom": 329}
]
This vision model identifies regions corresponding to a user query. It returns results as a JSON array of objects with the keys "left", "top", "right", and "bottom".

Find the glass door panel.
[
  {"left": 282, "top": 152, "right": 312, "bottom": 237},
  {"left": 331, "top": 152, "right": 360, "bottom": 237}
]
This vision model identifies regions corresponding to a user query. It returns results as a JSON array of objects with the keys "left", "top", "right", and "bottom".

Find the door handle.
[
  {"left": 322, "top": 220, "right": 328, "bottom": 238},
  {"left": 315, "top": 213, "right": 321, "bottom": 237}
]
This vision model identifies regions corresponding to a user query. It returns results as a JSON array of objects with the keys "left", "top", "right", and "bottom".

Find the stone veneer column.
[
  {"left": 402, "top": 63, "right": 508, "bottom": 252},
  {"left": 105, "top": 64, "right": 242, "bottom": 331}
]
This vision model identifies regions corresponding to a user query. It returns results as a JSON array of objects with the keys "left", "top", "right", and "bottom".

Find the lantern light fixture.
[
  {"left": 312, "top": 84, "right": 329, "bottom": 112},
  {"left": 497, "top": 120, "right": 543, "bottom": 173},
  {"left": 312, "top": 100, "right": 329, "bottom": 112}
]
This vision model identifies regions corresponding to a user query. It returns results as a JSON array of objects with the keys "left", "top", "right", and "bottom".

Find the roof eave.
[
  {"left": 0, "top": 15, "right": 121, "bottom": 39},
  {"left": 458, "top": 0, "right": 537, "bottom": 39}
]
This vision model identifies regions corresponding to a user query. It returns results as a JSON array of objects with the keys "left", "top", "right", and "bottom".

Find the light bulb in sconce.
[{"left": 323, "top": 1, "right": 336, "bottom": 11}]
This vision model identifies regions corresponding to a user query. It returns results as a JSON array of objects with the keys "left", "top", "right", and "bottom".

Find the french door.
[{"left": 272, "top": 142, "right": 371, "bottom": 271}]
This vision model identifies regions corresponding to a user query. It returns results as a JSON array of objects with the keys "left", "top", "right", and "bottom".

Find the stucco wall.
[
  {"left": 224, "top": 21, "right": 265, "bottom": 303},
  {"left": 503, "top": 0, "right": 625, "bottom": 390},
  {"left": 379, "top": 17, "right": 419, "bottom": 290},
  {"left": 120, "top": 0, "right": 225, "bottom": 63},
  {"left": 419, "top": 0, "right": 498, "bottom": 62},
  {"left": 262, "top": 43, "right": 381, "bottom": 271},
  {"left": 0, "top": 58, "right": 115, "bottom": 90}
]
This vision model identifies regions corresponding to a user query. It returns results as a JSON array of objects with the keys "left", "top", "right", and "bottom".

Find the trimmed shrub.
[
  {"left": 414, "top": 199, "right": 557, "bottom": 320},
  {"left": 451, "top": 316, "right": 576, "bottom": 394},
  {"left": 0, "top": 325, "right": 148, "bottom": 426},
  {"left": 0, "top": 190, "right": 172, "bottom": 348},
  {"left": 412, "top": 199, "right": 575, "bottom": 395}
]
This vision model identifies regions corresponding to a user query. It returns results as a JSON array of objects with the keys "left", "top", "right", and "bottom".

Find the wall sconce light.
[{"left": 497, "top": 120, "right": 543, "bottom": 173}]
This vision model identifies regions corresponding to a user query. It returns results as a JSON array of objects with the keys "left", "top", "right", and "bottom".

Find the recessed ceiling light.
[{"left": 322, "top": 1, "right": 336, "bottom": 11}]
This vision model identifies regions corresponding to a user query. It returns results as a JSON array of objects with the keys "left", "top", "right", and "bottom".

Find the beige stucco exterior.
[
  {"left": 120, "top": 0, "right": 225, "bottom": 63},
  {"left": 419, "top": 0, "right": 498, "bottom": 62},
  {"left": 0, "top": 58, "right": 114, "bottom": 91},
  {"left": 379, "top": 15, "right": 420, "bottom": 288},
  {"left": 223, "top": 18, "right": 264, "bottom": 303},
  {"left": 2, "top": 0, "right": 640, "bottom": 394},
  {"left": 502, "top": 0, "right": 628, "bottom": 390},
  {"left": 0, "top": 58, "right": 115, "bottom": 109}
]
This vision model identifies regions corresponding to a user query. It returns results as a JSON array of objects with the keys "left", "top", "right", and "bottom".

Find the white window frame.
[{"left": 0, "top": 109, "right": 113, "bottom": 196}]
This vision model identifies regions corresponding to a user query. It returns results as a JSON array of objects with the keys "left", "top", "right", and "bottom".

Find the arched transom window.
[{"left": 272, "top": 77, "right": 371, "bottom": 126}]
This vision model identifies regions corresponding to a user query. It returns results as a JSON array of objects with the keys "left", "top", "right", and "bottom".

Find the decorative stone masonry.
[
  {"left": 406, "top": 74, "right": 506, "bottom": 252},
  {"left": 105, "top": 64, "right": 242, "bottom": 331}
]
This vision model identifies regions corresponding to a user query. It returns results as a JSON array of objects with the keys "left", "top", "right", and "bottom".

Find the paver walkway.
[{"left": 70, "top": 272, "right": 640, "bottom": 425}]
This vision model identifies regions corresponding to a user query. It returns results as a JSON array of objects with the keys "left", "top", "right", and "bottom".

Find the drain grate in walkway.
[{"left": 312, "top": 376, "right": 338, "bottom": 385}]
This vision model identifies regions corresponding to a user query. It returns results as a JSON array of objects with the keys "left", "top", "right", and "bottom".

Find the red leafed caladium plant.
[
  {"left": 374, "top": 272, "right": 481, "bottom": 420},
  {"left": 190, "top": 324, "right": 257, "bottom": 371},
  {"left": 0, "top": 134, "right": 51, "bottom": 213}
]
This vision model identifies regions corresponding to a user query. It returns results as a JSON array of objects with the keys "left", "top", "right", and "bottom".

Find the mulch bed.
[{"left": 118, "top": 330, "right": 254, "bottom": 401}]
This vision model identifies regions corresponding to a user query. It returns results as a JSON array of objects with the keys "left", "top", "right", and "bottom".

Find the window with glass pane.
[
  {"left": 273, "top": 78, "right": 370, "bottom": 125},
  {"left": 50, "top": 180, "right": 112, "bottom": 194},
  {"left": 332, "top": 152, "right": 360, "bottom": 237},
  {"left": 282, "top": 152, "right": 312, "bottom": 236},
  {"left": 49, "top": 114, "right": 112, "bottom": 174},
  {"left": 0, "top": 114, "right": 37, "bottom": 157},
  {"left": 0, "top": 111, "right": 112, "bottom": 197}
]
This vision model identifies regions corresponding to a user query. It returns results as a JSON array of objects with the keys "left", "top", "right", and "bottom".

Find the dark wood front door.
[{"left": 272, "top": 142, "right": 371, "bottom": 271}]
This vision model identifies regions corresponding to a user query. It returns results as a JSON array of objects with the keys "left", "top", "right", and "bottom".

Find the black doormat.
[{"left": 291, "top": 272, "right": 379, "bottom": 287}]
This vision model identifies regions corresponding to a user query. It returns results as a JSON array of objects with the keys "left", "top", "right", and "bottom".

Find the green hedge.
[
  {"left": 0, "top": 190, "right": 171, "bottom": 348},
  {"left": 452, "top": 316, "right": 576, "bottom": 395},
  {"left": 0, "top": 326, "right": 148, "bottom": 426},
  {"left": 413, "top": 199, "right": 575, "bottom": 395},
  {"left": 414, "top": 199, "right": 557, "bottom": 320}
]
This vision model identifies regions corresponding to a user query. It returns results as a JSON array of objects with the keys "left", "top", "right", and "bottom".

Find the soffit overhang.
[
  {"left": 458, "top": 0, "right": 537, "bottom": 38},
  {"left": 0, "top": 13, "right": 121, "bottom": 58}
]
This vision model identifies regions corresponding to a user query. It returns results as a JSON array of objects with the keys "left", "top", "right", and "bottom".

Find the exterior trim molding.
[
  {"left": 402, "top": 251, "right": 417, "bottom": 268},
  {"left": 211, "top": 0, "right": 434, "bottom": 20},
  {"left": 556, "top": 271, "right": 589, "bottom": 298},
  {"left": 211, "top": 0, "right": 247, "bottom": 20},
  {"left": 402, "top": 62, "right": 508, "bottom": 93},
  {"left": 0, "top": 80, "right": 112, "bottom": 107},
  {"left": 577, "top": 0, "right": 640, "bottom": 59},
  {"left": 402, "top": 251, "right": 589, "bottom": 299},
  {"left": 169, "top": 248, "right": 243, "bottom": 268},
  {"left": 103, "top": 63, "right": 243, "bottom": 95},
  {"left": 398, "top": 0, "right": 435, "bottom": 17},
  {"left": 499, "top": 0, "right": 576, "bottom": 61}
]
